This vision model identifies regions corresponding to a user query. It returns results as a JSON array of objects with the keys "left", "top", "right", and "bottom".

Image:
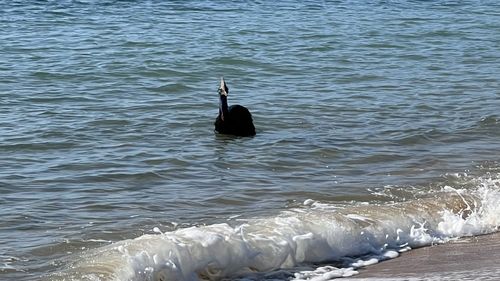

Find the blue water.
[{"left": 1, "top": 1, "right": 500, "bottom": 280}]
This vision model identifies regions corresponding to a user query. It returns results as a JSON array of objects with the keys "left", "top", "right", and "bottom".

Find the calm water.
[{"left": 1, "top": 1, "right": 500, "bottom": 280}]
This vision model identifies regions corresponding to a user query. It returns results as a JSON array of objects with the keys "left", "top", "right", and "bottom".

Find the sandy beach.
[{"left": 348, "top": 231, "right": 500, "bottom": 280}]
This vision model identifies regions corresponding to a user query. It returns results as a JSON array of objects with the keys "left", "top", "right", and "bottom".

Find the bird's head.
[{"left": 218, "top": 77, "right": 229, "bottom": 96}]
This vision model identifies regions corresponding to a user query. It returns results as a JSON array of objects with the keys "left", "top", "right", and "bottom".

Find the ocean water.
[{"left": 1, "top": 1, "right": 500, "bottom": 280}]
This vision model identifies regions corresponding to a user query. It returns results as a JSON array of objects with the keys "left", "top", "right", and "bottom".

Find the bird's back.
[{"left": 215, "top": 105, "right": 255, "bottom": 136}]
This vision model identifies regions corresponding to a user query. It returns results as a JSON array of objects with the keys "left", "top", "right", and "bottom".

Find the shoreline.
[{"left": 348, "top": 231, "right": 500, "bottom": 280}]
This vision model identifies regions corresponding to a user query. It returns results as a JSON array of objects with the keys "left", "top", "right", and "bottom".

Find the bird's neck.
[{"left": 219, "top": 95, "right": 229, "bottom": 121}]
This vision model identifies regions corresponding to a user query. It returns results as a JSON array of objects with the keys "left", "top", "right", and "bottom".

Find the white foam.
[
  {"left": 53, "top": 175, "right": 500, "bottom": 281},
  {"left": 293, "top": 266, "right": 358, "bottom": 281}
]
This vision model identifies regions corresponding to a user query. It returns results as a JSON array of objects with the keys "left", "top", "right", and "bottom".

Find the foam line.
[{"left": 51, "top": 176, "right": 500, "bottom": 281}]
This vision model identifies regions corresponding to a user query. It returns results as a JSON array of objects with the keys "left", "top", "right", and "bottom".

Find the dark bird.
[{"left": 214, "top": 77, "right": 256, "bottom": 137}]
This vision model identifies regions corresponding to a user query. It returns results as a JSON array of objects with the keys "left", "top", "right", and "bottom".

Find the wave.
[{"left": 48, "top": 173, "right": 500, "bottom": 281}]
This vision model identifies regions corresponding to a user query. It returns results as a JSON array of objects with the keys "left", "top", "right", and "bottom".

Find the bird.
[{"left": 214, "top": 77, "right": 256, "bottom": 137}]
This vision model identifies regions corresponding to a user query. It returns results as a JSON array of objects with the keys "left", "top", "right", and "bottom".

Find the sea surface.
[{"left": 1, "top": 1, "right": 500, "bottom": 280}]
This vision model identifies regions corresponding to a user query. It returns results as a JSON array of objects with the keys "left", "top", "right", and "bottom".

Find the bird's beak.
[{"left": 219, "top": 77, "right": 228, "bottom": 96}]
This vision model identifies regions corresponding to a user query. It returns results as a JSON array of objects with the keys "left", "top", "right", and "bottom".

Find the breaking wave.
[{"left": 48, "top": 173, "right": 500, "bottom": 281}]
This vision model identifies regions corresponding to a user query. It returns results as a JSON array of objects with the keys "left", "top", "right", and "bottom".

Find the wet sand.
[{"left": 349, "top": 231, "right": 500, "bottom": 280}]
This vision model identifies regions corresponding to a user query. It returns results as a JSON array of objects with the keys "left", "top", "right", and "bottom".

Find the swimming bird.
[{"left": 214, "top": 77, "right": 256, "bottom": 136}]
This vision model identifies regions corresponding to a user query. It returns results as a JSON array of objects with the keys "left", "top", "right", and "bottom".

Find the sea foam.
[{"left": 51, "top": 175, "right": 500, "bottom": 281}]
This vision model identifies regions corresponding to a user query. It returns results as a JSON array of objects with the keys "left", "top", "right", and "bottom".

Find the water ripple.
[{"left": 1, "top": 1, "right": 500, "bottom": 280}]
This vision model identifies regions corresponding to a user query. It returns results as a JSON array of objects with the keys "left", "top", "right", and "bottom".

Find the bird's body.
[{"left": 214, "top": 78, "right": 255, "bottom": 137}]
